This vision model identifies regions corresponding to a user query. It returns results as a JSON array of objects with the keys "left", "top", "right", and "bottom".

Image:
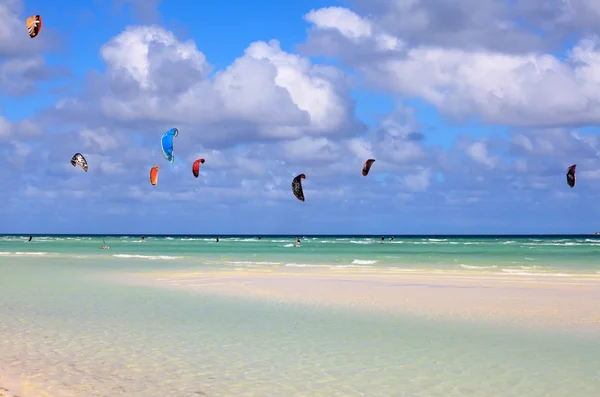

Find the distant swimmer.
[
  {"left": 295, "top": 237, "right": 301, "bottom": 247},
  {"left": 380, "top": 236, "right": 384, "bottom": 243},
  {"left": 141, "top": 236, "right": 145, "bottom": 243},
  {"left": 257, "top": 236, "right": 261, "bottom": 240},
  {"left": 389, "top": 236, "right": 394, "bottom": 242},
  {"left": 102, "top": 240, "right": 110, "bottom": 250},
  {"left": 216, "top": 237, "right": 219, "bottom": 243},
  {"left": 28, "top": 236, "right": 32, "bottom": 242}
]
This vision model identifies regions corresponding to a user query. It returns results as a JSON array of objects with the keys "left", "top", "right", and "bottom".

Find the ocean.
[
  {"left": 2, "top": 234, "right": 600, "bottom": 275},
  {"left": 1, "top": 235, "right": 599, "bottom": 396}
]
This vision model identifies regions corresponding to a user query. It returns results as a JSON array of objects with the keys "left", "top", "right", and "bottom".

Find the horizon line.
[{"left": 1, "top": 233, "right": 599, "bottom": 237}]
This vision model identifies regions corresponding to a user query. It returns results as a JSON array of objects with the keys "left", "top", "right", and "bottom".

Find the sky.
[{"left": 2, "top": 0, "right": 600, "bottom": 235}]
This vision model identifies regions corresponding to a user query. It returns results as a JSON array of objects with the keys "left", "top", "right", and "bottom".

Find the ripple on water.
[{"left": 1, "top": 268, "right": 600, "bottom": 397}]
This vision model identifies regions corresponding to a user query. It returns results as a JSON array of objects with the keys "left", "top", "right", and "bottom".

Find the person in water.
[
  {"left": 141, "top": 236, "right": 145, "bottom": 243},
  {"left": 216, "top": 237, "right": 219, "bottom": 243},
  {"left": 389, "top": 236, "right": 394, "bottom": 242},
  {"left": 102, "top": 240, "right": 110, "bottom": 250},
  {"left": 257, "top": 236, "right": 261, "bottom": 240},
  {"left": 28, "top": 236, "right": 32, "bottom": 242},
  {"left": 295, "top": 237, "right": 301, "bottom": 247},
  {"left": 380, "top": 236, "right": 384, "bottom": 243}
]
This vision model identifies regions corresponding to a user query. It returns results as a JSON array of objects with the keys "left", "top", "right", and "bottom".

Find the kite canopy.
[
  {"left": 70, "top": 153, "right": 88, "bottom": 172},
  {"left": 192, "top": 158, "right": 205, "bottom": 178},
  {"left": 150, "top": 166, "right": 159, "bottom": 186},
  {"left": 26, "top": 15, "right": 42, "bottom": 38},
  {"left": 292, "top": 174, "right": 306, "bottom": 202},
  {"left": 362, "top": 159, "right": 375, "bottom": 176},
  {"left": 566, "top": 164, "right": 576, "bottom": 188},
  {"left": 161, "top": 128, "right": 178, "bottom": 163}
]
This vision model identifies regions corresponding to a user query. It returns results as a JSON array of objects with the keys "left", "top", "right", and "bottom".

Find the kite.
[
  {"left": 192, "top": 158, "right": 205, "bottom": 178},
  {"left": 26, "top": 15, "right": 42, "bottom": 38},
  {"left": 150, "top": 166, "right": 159, "bottom": 186},
  {"left": 291, "top": 174, "right": 306, "bottom": 202},
  {"left": 70, "top": 153, "right": 88, "bottom": 172},
  {"left": 566, "top": 164, "right": 576, "bottom": 188},
  {"left": 161, "top": 128, "right": 178, "bottom": 163},
  {"left": 362, "top": 159, "right": 375, "bottom": 176}
]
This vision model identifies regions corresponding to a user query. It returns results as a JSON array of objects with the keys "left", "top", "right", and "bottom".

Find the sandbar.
[{"left": 122, "top": 268, "right": 600, "bottom": 334}]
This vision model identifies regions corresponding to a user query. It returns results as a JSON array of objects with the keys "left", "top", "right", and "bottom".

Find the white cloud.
[
  {"left": 305, "top": 7, "right": 373, "bottom": 40},
  {"left": 0, "top": 116, "right": 11, "bottom": 138},
  {"left": 302, "top": 5, "right": 600, "bottom": 127},
  {"left": 403, "top": 167, "right": 432, "bottom": 191},
  {"left": 304, "top": 7, "right": 402, "bottom": 52},
  {"left": 466, "top": 141, "right": 497, "bottom": 168},
  {"left": 48, "top": 26, "right": 363, "bottom": 147},
  {"left": 346, "top": 138, "right": 373, "bottom": 160},
  {"left": 280, "top": 137, "right": 342, "bottom": 163},
  {"left": 4, "top": 5, "right": 600, "bottom": 233},
  {"left": 79, "top": 129, "right": 121, "bottom": 153},
  {"left": 100, "top": 26, "right": 210, "bottom": 89}
]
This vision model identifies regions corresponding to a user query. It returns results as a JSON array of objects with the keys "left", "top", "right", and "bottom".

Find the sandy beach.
[{"left": 125, "top": 268, "right": 600, "bottom": 334}]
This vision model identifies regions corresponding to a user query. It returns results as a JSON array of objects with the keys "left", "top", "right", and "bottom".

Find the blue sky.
[{"left": 2, "top": 0, "right": 600, "bottom": 234}]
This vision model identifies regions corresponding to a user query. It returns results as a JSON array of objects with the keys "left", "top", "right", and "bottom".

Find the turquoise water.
[
  {"left": 1, "top": 235, "right": 600, "bottom": 396},
  {"left": 2, "top": 234, "right": 600, "bottom": 275}
]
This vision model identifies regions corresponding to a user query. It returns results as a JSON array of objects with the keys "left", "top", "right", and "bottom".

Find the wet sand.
[
  {"left": 0, "top": 365, "right": 59, "bottom": 397},
  {"left": 125, "top": 268, "right": 600, "bottom": 334},
  {"left": 0, "top": 370, "right": 28, "bottom": 397}
]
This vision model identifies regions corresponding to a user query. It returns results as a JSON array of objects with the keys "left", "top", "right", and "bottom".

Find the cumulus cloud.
[
  {"left": 44, "top": 25, "right": 364, "bottom": 151},
  {"left": 341, "top": 0, "right": 600, "bottom": 52},
  {"left": 301, "top": 3, "right": 600, "bottom": 127},
  {"left": 2, "top": 1, "right": 600, "bottom": 233}
]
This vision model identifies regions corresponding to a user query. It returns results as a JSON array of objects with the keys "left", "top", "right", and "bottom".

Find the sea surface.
[
  {"left": 1, "top": 234, "right": 600, "bottom": 396},
  {"left": 2, "top": 234, "right": 600, "bottom": 275}
]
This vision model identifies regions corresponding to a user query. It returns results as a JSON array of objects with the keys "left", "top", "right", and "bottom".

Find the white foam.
[
  {"left": 351, "top": 259, "right": 377, "bottom": 265},
  {"left": 331, "top": 265, "right": 372, "bottom": 269},
  {"left": 459, "top": 264, "right": 497, "bottom": 269},
  {"left": 284, "top": 263, "right": 327, "bottom": 268},
  {"left": 0, "top": 251, "right": 49, "bottom": 256},
  {"left": 499, "top": 269, "right": 572, "bottom": 277},
  {"left": 227, "top": 261, "right": 282, "bottom": 265},
  {"left": 112, "top": 254, "right": 183, "bottom": 260}
]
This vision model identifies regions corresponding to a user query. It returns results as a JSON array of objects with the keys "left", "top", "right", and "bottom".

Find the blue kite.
[{"left": 161, "top": 128, "right": 178, "bottom": 163}]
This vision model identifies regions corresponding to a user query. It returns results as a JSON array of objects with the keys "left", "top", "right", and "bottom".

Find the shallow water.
[
  {"left": 1, "top": 253, "right": 600, "bottom": 396},
  {"left": 2, "top": 234, "right": 600, "bottom": 276}
]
